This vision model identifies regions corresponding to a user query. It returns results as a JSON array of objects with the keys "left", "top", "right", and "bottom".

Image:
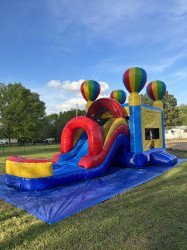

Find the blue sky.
[{"left": 0, "top": 0, "right": 187, "bottom": 113}]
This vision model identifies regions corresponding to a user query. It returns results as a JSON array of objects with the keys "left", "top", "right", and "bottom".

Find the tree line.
[
  {"left": 140, "top": 91, "right": 187, "bottom": 128},
  {"left": 0, "top": 83, "right": 186, "bottom": 146},
  {"left": 0, "top": 83, "right": 85, "bottom": 146}
]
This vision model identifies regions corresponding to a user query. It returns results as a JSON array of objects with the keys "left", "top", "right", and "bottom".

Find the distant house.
[
  {"left": 165, "top": 126, "right": 187, "bottom": 139},
  {"left": 0, "top": 138, "right": 17, "bottom": 145},
  {"left": 44, "top": 138, "right": 55, "bottom": 144}
]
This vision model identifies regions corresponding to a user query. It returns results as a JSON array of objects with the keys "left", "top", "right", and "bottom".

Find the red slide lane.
[
  {"left": 60, "top": 116, "right": 103, "bottom": 155},
  {"left": 79, "top": 124, "right": 129, "bottom": 169}
]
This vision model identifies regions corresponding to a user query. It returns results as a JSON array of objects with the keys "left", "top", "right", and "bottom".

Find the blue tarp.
[{"left": 0, "top": 158, "right": 186, "bottom": 224}]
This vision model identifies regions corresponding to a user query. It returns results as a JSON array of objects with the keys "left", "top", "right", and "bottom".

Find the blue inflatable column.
[{"left": 127, "top": 105, "right": 148, "bottom": 168}]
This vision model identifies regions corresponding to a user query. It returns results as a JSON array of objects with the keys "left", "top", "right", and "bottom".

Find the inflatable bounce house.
[{"left": 5, "top": 67, "right": 177, "bottom": 191}]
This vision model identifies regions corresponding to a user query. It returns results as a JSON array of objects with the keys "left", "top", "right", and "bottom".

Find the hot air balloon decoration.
[
  {"left": 81, "top": 80, "right": 101, "bottom": 112},
  {"left": 110, "top": 90, "right": 126, "bottom": 104},
  {"left": 123, "top": 67, "right": 147, "bottom": 106},
  {"left": 146, "top": 80, "right": 166, "bottom": 109}
]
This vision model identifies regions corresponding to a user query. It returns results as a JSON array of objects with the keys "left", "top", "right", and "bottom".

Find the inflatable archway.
[
  {"left": 87, "top": 98, "right": 127, "bottom": 120},
  {"left": 60, "top": 116, "right": 103, "bottom": 155}
]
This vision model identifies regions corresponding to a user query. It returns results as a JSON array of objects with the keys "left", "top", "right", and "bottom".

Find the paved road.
[{"left": 166, "top": 141, "right": 187, "bottom": 150}]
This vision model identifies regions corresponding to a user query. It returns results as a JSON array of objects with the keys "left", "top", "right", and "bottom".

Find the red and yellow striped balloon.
[
  {"left": 110, "top": 90, "right": 126, "bottom": 104},
  {"left": 123, "top": 67, "right": 147, "bottom": 93},
  {"left": 81, "top": 80, "right": 100, "bottom": 101},
  {"left": 146, "top": 80, "right": 166, "bottom": 101}
]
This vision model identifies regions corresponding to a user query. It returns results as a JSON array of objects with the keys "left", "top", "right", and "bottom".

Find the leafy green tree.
[
  {"left": 140, "top": 93, "right": 152, "bottom": 106},
  {"left": 56, "top": 109, "right": 86, "bottom": 140},
  {"left": 140, "top": 91, "right": 182, "bottom": 128},
  {"left": 40, "top": 109, "right": 86, "bottom": 142},
  {"left": 179, "top": 104, "right": 187, "bottom": 126},
  {"left": 40, "top": 113, "right": 59, "bottom": 141},
  {"left": 0, "top": 83, "right": 46, "bottom": 146}
]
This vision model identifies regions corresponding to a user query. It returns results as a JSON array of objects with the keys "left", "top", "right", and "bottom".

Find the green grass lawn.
[
  {"left": 0, "top": 146, "right": 186, "bottom": 249},
  {"left": 0, "top": 144, "right": 60, "bottom": 173}
]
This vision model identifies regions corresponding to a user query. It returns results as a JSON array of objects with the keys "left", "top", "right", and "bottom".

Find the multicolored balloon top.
[
  {"left": 110, "top": 90, "right": 126, "bottom": 104},
  {"left": 123, "top": 67, "right": 147, "bottom": 93},
  {"left": 81, "top": 80, "right": 101, "bottom": 101},
  {"left": 146, "top": 80, "right": 166, "bottom": 101}
]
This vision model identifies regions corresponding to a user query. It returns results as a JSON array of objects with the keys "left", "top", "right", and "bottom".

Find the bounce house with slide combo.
[{"left": 5, "top": 67, "right": 178, "bottom": 192}]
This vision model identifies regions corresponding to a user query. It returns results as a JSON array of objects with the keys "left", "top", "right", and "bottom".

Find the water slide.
[
  {"left": 52, "top": 116, "right": 130, "bottom": 179},
  {"left": 6, "top": 98, "right": 130, "bottom": 191},
  {"left": 6, "top": 97, "right": 177, "bottom": 191},
  {"left": 51, "top": 98, "right": 130, "bottom": 181}
]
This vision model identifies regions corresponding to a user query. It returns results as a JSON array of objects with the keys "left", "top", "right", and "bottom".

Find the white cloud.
[
  {"left": 47, "top": 79, "right": 61, "bottom": 88},
  {"left": 171, "top": 0, "right": 187, "bottom": 17},
  {"left": 47, "top": 0, "right": 144, "bottom": 30},
  {"left": 46, "top": 0, "right": 187, "bottom": 51},
  {"left": 143, "top": 53, "right": 186, "bottom": 74},
  {"left": 161, "top": 68, "right": 187, "bottom": 85},
  {"left": 45, "top": 79, "right": 110, "bottom": 113},
  {"left": 169, "top": 70, "right": 187, "bottom": 81},
  {"left": 57, "top": 93, "right": 110, "bottom": 112},
  {"left": 57, "top": 97, "right": 86, "bottom": 111},
  {"left": 99, "top": 81, "right": 110, "bottom": 92},
  {"left": 48, "top": 79, "right": 84, "bottom": 92},
  {"left": 47, "top": 79, "right": 109, "bottom": 94}
]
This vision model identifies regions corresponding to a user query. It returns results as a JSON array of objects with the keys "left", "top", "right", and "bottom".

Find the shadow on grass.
[
  {"left": 0, "top": 209, "right": 26, "bottom": 223},
  {"left": 167, "top": 149, "right": 187, "bottom": 158},
  {"left": 1, "top": 220, "right": 49, "bottom": 249},
  {"left": 0, "top": 163, "right": 186, "bottom": 249}
]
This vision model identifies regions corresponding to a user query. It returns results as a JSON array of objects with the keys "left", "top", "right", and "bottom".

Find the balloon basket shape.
[
  {"left": 86, "top": 101, "right": 93, "bottom": 112},
  {"left": 153, "top": 100, "right": 163, "bottom": 110},
  {"left": 128, "top": 92, "right": 141, "bottom": 106}
]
